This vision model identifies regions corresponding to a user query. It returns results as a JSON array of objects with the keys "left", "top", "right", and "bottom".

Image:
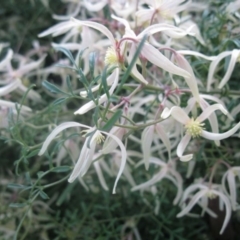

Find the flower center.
[
  {"left": 206, "top": 191, "right": 217, "bottom": 199},
  {"left": 95, "top": 131, "right": 105, "bottom": 144},
  {"left": 104, "top": 47, "right": 118, "bottom": 66},
  {"left": 185, "top": 118, "right": 204, "bottom": 138},
  {"left": 237, "top": 53, "right": 240, "bottom": 63}
]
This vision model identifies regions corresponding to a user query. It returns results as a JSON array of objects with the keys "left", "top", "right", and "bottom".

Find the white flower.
[
  {"left": 136, "top": 0, "right": 190, "bottom": 24},
  {"left": 222, "top": 167, "right": 240, "bottom": 211},
  {"left": 0, "top": 50, "right": 45, "bottom": 101},
  {"left": 38, "top": 122, "right": 127, "bottom": 194},
  {"left": 141, "top": 123, "right": 171, "bottom": 170},
  {"left": 161, "top": 104, "right": 240, "bottom": 161},
  {"left": 132, "top": 157, "right": 183, "bottom": 205},
  {"left": 207, "top": 49, "right": 240, "bottom": 90},
  {"left": 177, "top": 183, "right": 232, "bottom": 235}
]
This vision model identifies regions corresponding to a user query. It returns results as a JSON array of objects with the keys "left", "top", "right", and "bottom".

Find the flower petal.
[
  {"left": 161, "top": 106, "right": 190, "bottom": 124},
  {"left": 218, "top": 49, "right": 240, "bottom": 89},
  {"left": 197, "top": 104, "right": 228, "bottom": 123},
  {"left": 201, "top": 122, "right": 240, "bottom": 140},
  {"left": 93, "top": 159, "right": 109, "bottom": 191},
  {"left": 0, "top": 79, "right": 21, "bottom": 96},
  {"left": 71, "top": 17, "right": 115, "bottom": 45},
  {"left": 100, "top": 129, "right": 127, "bottom": 194},
  {"left": 38, "top": 21, "right": 75, "bottom": 38},
  {"left": 210, "top": 190, "right": 232, "bottom": 235},
  {"left": 131, "top": 167, "right": 168, "bottom": 191},
  {"left": 141, "top": 43, "right": 191, "bottom": 79},
  {"left": 155, "top": 123, "right": 171, "bottom": 159},
  {"left": 38, "top": 122, "right": 89, "bottom": 155},
  {"left": 207, "top": 51, "right": 232, "bottom": 91},
  {"left": 177, "top": 134, "right": 192, "bottom": 162},
  {"left": 177, "top": 189, "right": 208, "bottom": 217},
  {"left": 141, "top": 125, "right": 155, "bottom": 170}
]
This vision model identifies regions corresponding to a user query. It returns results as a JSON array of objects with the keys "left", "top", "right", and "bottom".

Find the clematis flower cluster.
[{"left": 3, "top": 0, "right": 236, "bottom": 237}]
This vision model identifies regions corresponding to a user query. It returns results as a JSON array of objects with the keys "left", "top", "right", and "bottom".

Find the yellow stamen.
[
  {"left": 185, "top": 118, "right": 205, "bottom": 138},
  {"left": 95, "top": 131, "right": 105, "bottom": 144},
  {"left": 104, "top": 47, "right": 118, "bottom": 66}
]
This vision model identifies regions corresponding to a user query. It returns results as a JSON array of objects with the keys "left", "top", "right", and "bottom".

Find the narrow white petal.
[
  {"left": 177, "top": 50, "right": 217, "bottom": 61},
  {"left": 93, "top": 160, "right": 109, "bottom": 191},
  {"left": 38, "top": 21, "right": 75, "bottom": 37},
  {"left": 131, "top": 168, "right": 168, "bottom": 191},
  {"left": 177, "top": 134, "right": 192, "bottom": 162},
  {"left": 201, "top": 122, "right": 240, "bottom": 140},
  {"left": 199, "top": 99, "right": 220, "bottom": 146},
  {"left": 218, "top": 49, "right": 240, "bottom": 89},
  {"left": 155, "top": 123, "right": 171, "bottom": 159},
  {"left": 210, "top": 190, "right": 232, "bottom": 235},
  {"left": 161, "top": 106, "right": 190, "bottom": 124},
  {"left": 102, "top": 127, "right": 125, "bottom": 154},
  {"left": 186, "top": 159, "right": 196, "bottom": 178},
  {"left": 168, "top": 169, "right": 183, "bottom": 205},
  {"left": 177, "top": 189, "right": 208, "bottom": 217},
  {"left": 74, "top": 94, "right": 108, "bottom": 115},
  {"left": 207, "top": 51, "right": 232, "bottom": 91},
  {"left": 181, "top": 183, "right": 208, "bottom": 203},
  {"left": 138, "top": 24, "right": 190, "bottom": 39},
  {"left": 80, "top": 142, "right": 96, "bottom": 177},
  {"left": 100, "top": 130, "right": 127, "bottom": 194},
  {"left": 0, "top": 49, "right": 13, "bottom": 69},
  {"left": 141, "top": 126, "right": 155, "bottom": 170},
  {"left": 0, "top": 99, "right": 31, "bottom": 112},
  {"left": 52, "top": 42, "right": 82, "bottom": 51},
  {"left": 0, "top": 79, "right": 21, "bottom": 96},
  {"left": 141, "top": 43, "right": 191, "bottom": 79},
  {"left": 38, "top": 122, "right": 89, "bottom": 155},
  {"left": 174, "top": 53, "right": 200, "bottom": 102},
  {"left": 18, "top": 54, "right": 46, "bottom": 76},
  {"left": 227, "top": 170, "right": 237, "bottom": 211},
  {"left": 197, "top": 104, "right": 228, "bottom": 123},
  {"left": 68, "top": 139, "right": 89, "bottom": 183},
  {"left": 71, "top": 18, "right": 115, "bottom": 45}
]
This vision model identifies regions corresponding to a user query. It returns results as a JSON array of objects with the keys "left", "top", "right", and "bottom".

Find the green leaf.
[
  {"left": 51, "top": 166, "right": 71, "bottom": 172},
  {"left": 101, "top": 66, "right": 110, "bottom": 98},
  {"left": 52, "top": 97, "right": 67, "bottom": 106},
  {"left": 42, "top": 80, "right": 68, "bottom": 95},
  {"left": 54, "top": 46, "right": 77, "bottom": 68},
  {"left": 26, "top": 149, "right": 40, "bottom": 158},
  {"left": 78, "top": 68, "right": 89, "bottom": 86},
  {"left": 66, "top": 76, "right": 73, "bottom": 94},
  {"left": 116, "top": 35, "right": 147, "bottom": 94},
  {"left": 9, "top": 203, "right": 27, "bottom": 208},
  {"left": 55, "top": 64, "right": 76, "bottom": 70},
  {"left": 39, "top": 190, "right": 49, "bottom": 199},
  {"left": 93, "top": 106, "right": 100, "bottom": 127},
  {"left": 37, "top": 171, "right": 45, "bottom": 179},
  {"left": 89, "top": 52, "right": 96, "bottom": 77},
  {"left": 8, "top": 183, "right": 26, "bottom": 189},
  {"left": 101, "top": 109, "right": 123, "bottom": 132}
]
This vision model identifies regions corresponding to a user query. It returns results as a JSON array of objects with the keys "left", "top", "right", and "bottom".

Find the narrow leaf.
[
  {"left": 102, "top": 110, "right": 123, "bottom": 132},
  {"left": 51, "top": 166, "right": 71, "bottom": 172},
  {"left": 42, "top": 80, "right": 68, "bottom": 95}
]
